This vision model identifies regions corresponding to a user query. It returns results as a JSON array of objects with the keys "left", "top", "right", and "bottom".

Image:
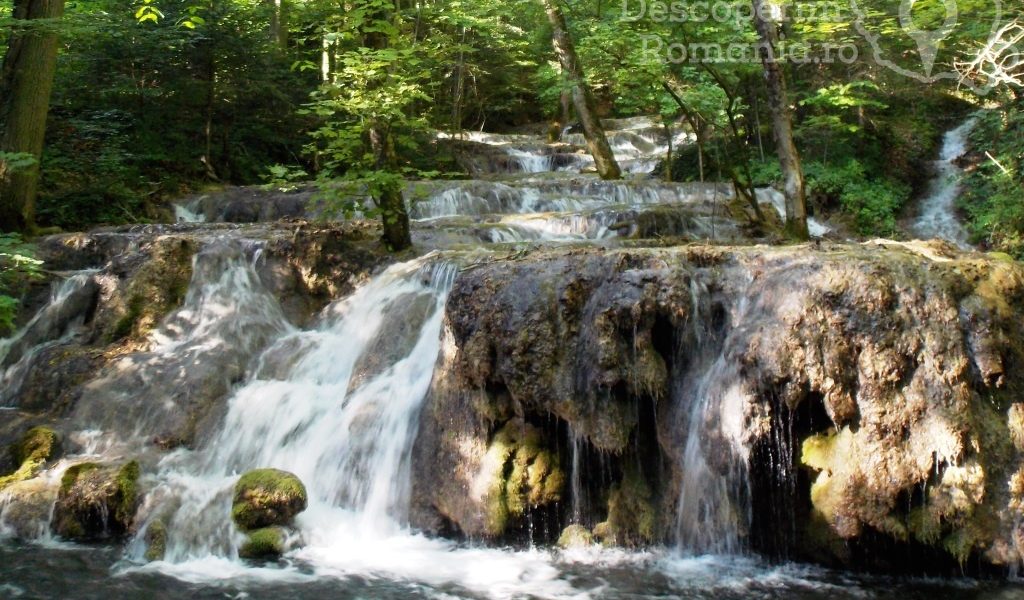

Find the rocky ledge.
[{"left": 412, "top": 240, "right": 1024, "bottom": 572}]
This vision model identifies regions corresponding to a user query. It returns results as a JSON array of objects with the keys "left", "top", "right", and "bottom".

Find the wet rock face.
[
  {"left": 5, "top": 224, "right": 391, "bottom": 450},
  {"left": 412, "top": 242, "right": 1024, "bottom": 570}
]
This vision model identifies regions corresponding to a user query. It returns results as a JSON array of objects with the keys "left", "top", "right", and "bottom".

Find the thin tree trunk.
[
  {"left": 751, "top": 0, "right": 808, "bottom": 239},
  {"left": 368, "top": 123, "right": 411, "bottom": 250},
  {"left": 0, "top": 0, "right": 65, "bottom": 233},
  {"left": 752, "top": 84, "right": 765, "bottom": 162},
  {"left": 364, "top": 0, "right": 412, "bottom": 251},
  {"left": 542, "top": 0, "right": 620, "bottom": 180},
  {"left": 268, "top": 0, "right": 288, "bottom": 49},
  {"left": 663, "top": 120, "right": 673, "bottom": 183}
]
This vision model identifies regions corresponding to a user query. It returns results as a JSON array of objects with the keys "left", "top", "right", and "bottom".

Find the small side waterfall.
[
  {"left": 134, "top": 256, "right": 457, "bottom": 562},
  {"left": 674, "top": 280, "right": 759, "bottom": 556},
  {"left": 0, "top": 271, "right": 98, "bottom": 407},
  {"left": 912, "top": 118, "right": 977, "bottom": 248}
]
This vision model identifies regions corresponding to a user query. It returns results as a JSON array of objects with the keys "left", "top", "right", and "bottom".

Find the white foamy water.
[
  {"left": 912, "top": 118, "right": 977, "bottom": 248},
  {"left": 760, "top": 189, "right": 831, "bottom": 238},
  {"left": 174, "top": 199, "right": 206, "bottom": 223},
  {"left": 117, "top": 254, "right": 631, "bottom": 598},
  {"left": 128, "top": 256, "right": 461, "bottom": 558}
]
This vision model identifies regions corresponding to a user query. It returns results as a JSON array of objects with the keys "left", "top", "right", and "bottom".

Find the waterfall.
[
  {"left": 68, "top": 242, "right": 294, "bottom": 444},
  {"left": 675, "top": 284, "right": 756, "bottom": 555},
  {"left": 912, "top": 118, "right": 977, "bottom": 248},
  {"left": 174, "top": 200, "right": 206, "bottom": 224},
  {"left": 0, "top": 271, "right": 98, "bottom": 407},
  {"left": 133, "top": 256, "right": 457, "bottom": 562}
]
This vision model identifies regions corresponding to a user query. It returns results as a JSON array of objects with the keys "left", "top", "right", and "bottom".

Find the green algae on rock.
[
  {"left": 557, "top": 524, "right": 594, "bottom": 549},
  {"left": 239, "top": 526, "right": 287, "bottom": 560},
  {"left": 0, "top": 427, "right": 60, "bottom": 492},
  {"left": 477, "top": 420, "right": 565, "bottom": 537},
  {"left": 412, "top": 242, "right": 1024, "bottom": 570},
  {"left": 143, "top": 520, "right": 168, "bottom": 562},
  {"left": 52, "top": 460, "right": 141, "bottom": 541}
]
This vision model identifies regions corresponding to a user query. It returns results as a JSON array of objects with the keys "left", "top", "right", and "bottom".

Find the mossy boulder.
[
  {"left": 0, "top": 427, "right": 61, "bottom": 491},
  {"left": 52, "top": 460, "right": 140, "bottom": 541},
  {"left": 231, "top": 469, "right": 308, "bottom": 531},
  {"left": 557, "top": 524, "right": 595, "bottom": 549},
  {"left": 239, "top": 526, "right": 287, "bottom": 560}
]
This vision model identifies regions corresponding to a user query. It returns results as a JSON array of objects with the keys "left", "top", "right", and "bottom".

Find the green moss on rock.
[
  {"left": 557, "top": 524, "right": 594, "bottom": 549},
  {"left": 239, "top": 527, "right": 286, "bottom": 560},
  {"left": 604, "top": 464, "right": 657, "bottom": 547},
  {"left": 52, "top": 460, "right": 141, "bottom": 541},
  {"left": 144, "top": 520, "right": 168, "bottom": 562},
  {"left": 0, "top": 427, "right": 60, "bottom": 491},
  {"left": 479, "top": 420, "right": 565, "bottom": 537},
  {"left": 232, "top": 469, "right": 308, "bottom": 531}
]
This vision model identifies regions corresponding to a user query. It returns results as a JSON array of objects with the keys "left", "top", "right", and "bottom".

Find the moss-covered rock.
[
  {"left": 231, "top": 469, "right": 308, "bottom": 531},
  {"left": 52, "top": 460, "right": 141, "bottom": 541},
  {"left": 0, "top": 427, "right": 60, "bottom": 491},
  {"left": 108, "top": 238, "right": 194, "bottom": 342},
  {"left": 557, "top": 524, "right": 594, "bottom": 549},
  {"left": 411, "top": 242, "right": 1024, "bottom": 572},
  {"left": 604, "top": 465, "right": 657, "bottom": 547},
  {"left": 239, "top": 526, "right": 287, "bottom": 560},
  {"left": 144, "top": 519, "right": 168, "bottom": 562},
  {"left": 477, "top": 420, "right": 565, "bottom": 537}
]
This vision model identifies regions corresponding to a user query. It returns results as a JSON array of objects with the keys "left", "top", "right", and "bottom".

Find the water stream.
[{"left": 912, "top": 119, "right": 978, "bottom": 248}]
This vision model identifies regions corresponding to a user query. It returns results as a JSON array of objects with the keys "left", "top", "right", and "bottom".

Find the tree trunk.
[
  {"left": 368, "top": 123, "right": 412, "bottom": 251},
  {"left": 268, "top": 0, "right": 288, "bottom": 49},
  {"left": 0, "top": 0, "right": 65, "bottom": 234},
  {"left": 751, "top": 0, "right": 808, "bottom": 239},
  {"left": 364, "top": 0, "right": 412, "bottom": 251},
  {"left": 542, "top": 0, "right": 621, "bottom": 180}
]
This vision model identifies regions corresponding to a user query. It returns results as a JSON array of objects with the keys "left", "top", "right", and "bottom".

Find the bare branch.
[{"left": 957, "top": 19, "right": 1024, "bottom": 90}]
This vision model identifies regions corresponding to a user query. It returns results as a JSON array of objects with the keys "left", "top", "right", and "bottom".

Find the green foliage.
[
  {"left": 0, "top": 234, "right": 43, "bottom": 335},
  {"left": 262, "top": 164, "right": 309, "bottom": 192},
  {"left": 0, "top": 152, "right": 37, "bottom": 173},
  {"left": 838, "top": 178, "right": 910, "bottom": 237},
  {"left": 5, "top": 0, "right": 1014, "bottom": 247},
  {"left": 961, "top": 108, "right": 1024, "bottom": 258},
  {"left": 34, "top": 0, "right": 316, "bottom": 230},
  {"left": 750, "top": 159, "right": 911, "bottom": 237}
]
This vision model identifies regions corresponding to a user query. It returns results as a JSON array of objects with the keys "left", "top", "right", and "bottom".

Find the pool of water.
[{"left": 2, "top": 541, "right": 1021, "bottom": 600}]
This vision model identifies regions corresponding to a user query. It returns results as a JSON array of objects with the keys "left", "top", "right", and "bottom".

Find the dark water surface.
[{"left": 3, "top": 542, "right": 1024, "bottom": 600}]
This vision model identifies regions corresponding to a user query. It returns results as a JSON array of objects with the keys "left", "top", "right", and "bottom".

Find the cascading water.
[
  {"left": 69, "top": 242, "right": 294, "bottom": 445},
  {"left": 912, "top": 118, "right": 977, "bottom": 248},
  {"left": 672, "top": 277, "right": 756, "bottom": 556},
  {"left": 0, "top": 271, "right": 98, "bottom": 407},
  {"left": 132, "top": 256, "right": 457, "bottom": 562}
]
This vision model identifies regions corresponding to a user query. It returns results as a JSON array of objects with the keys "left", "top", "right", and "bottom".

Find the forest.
[
  {"left": 0, "top": 0, "right": 1019, "bottom": 259},
  {"left": 2, "top": 0, "right": 1024, "bottom": 597}
]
